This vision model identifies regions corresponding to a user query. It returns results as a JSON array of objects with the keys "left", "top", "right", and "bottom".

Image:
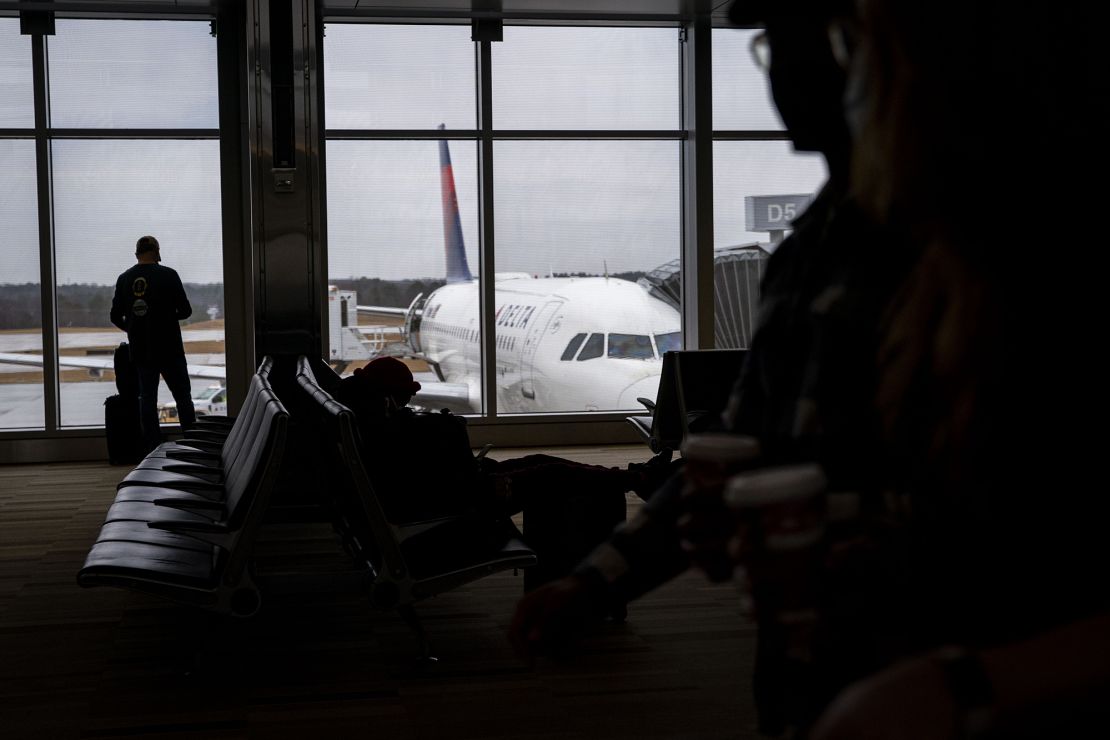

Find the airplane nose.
[{"left": 618, "top": 375, "right": 662, "bottom": 410}]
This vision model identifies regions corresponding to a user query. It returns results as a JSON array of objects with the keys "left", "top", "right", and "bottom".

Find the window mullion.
[
  {"left": 681, "top": 12, "right": 714, "bottom": 349},
  {"left": 31, "top": 32, "right": 59, "bottom": 432},
  {"left": 476, "top": 36, "right": 497, "bottom": 418}
]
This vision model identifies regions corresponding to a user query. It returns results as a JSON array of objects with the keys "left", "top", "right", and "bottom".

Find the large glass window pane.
[
  {"left": 324, "top": 24, "right": 476, "bottom": 130},
  {"left": 492, "top": 27, "right": 679, "bottom": 130},
  {"left": 713, "top": 28, "right": 784, "bottom": 131},
  {"left": 0, "top": 19, "right": 34, "bottom": 128},
  {"left": 47, "top": 20, "right": 218, "bottom": 128},
  {"left": 51, "top": 140, "right": 223, "bottom": 427},
  {"left": 326, "top": 139, "right": 482, "bottom": 412},
  {"left": 494, "top": 140, "right": 681, "bottom": 413},
  {"left": 0, "top": 140, "right": 43, "bottom": 429},
  {"left": 711, "top": 140, "right": 827, "bottom": 348}
]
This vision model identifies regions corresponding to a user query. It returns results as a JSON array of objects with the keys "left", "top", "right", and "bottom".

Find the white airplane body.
[{"left": 402, "top": 274, "right": 679, "bottom": 413}]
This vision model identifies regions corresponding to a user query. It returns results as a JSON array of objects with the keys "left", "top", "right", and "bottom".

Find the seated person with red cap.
[{"left": 336, "top": 356, "right": 674, "bottom": 525}]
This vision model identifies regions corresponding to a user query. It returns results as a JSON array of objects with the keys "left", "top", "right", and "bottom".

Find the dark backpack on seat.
[{"left": 369, "top": 408, "right": 483, "bottom": 522}]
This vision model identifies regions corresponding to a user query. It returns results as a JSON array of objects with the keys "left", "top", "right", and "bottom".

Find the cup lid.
[
  {"left": 724, "top": 463, "right": 827, "bottom": 507},
  {"left": 681, "top": 433, "right": 761, "bottom": 464}
]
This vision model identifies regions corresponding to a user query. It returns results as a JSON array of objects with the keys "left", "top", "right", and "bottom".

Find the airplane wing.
[
  {"left": 412, "top": 380, "right": 475, "bottom": 414},
  {"left": 0, "top": 352, "right": 226, "bottom": 381}
]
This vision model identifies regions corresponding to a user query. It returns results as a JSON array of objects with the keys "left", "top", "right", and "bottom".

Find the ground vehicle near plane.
[{"left": 158, "top": 383, "right": 227, "bottom": 422}]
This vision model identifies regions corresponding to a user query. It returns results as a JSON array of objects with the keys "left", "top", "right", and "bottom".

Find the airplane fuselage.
[{"left": 415, "top": 275, "right": 681, "bottom": 413}]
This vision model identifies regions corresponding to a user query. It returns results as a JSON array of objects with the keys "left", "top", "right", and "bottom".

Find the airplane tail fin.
[{"left": 438, "top": 124, "right": 473, "bottom": 283}]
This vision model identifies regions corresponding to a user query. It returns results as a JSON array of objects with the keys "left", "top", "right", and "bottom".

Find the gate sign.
[{"left": 744, "top": 194, "right": 814, "bottom": 233}]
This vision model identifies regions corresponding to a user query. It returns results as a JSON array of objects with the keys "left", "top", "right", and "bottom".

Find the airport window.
[
  {"left": 577, "top": 333, "right": 604, "bottom": 361},
  {"left": 490, "top": 26, "right": 681, "bottom": 414},
  {"left": 608, "top": 334, "right": 655, "bottom": 360},
  {"left": 491, "top": 26, "right": 679, "bottom": 130},
  {"left": 48, "top": 20, "right": 218, "bottom": 128},
  {"left": 0, "top": 139, "right": 42, "bottom": 430},
  {"left": 560, "top": 333, "right": 587, "bottom": 361},
  {"left": 0, "top": 21, "right": 33, "bottom": 127},
  {"left": 52, "top": 138, "right": 223, "bottom": 426},
  {"left": 0, "top": 19, "right": 222, "bottom": 433},
  {"left": 710, "top": 28, "right": 830, "bottom": 350},
  {"left": 493, "top": 137, "right": 680, "bottom": 410},
  {"left": 324, "top": 24, "right": 475, "bottom": 130},
  {"left": 712, "top": 28, "right": 786, "bottom": 131},
  {"left": 323, "top": 23, "right": 680, "bottom": 417}
]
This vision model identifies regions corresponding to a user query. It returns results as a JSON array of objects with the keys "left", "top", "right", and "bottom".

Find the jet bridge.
[{"left": 638, "top": 244, "right": 769, "bottom": 349}]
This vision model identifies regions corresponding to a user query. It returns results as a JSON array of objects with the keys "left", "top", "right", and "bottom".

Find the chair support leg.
[{"left": 397, "top": 604, "right": 437, "bottom": 662}]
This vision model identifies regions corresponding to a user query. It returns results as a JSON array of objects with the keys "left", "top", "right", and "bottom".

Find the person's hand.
[
  {"left": 810, "top": 653, "right": 959, "bottom": 740},
  {"left": 508, "top": 576, "right": 601, "bottom": 661}
]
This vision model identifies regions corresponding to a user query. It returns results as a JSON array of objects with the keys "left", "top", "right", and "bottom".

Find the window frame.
[
  {"left": 0, "top": 15, "right": 222, "bottom": 444},
  {"left": 322, "top": 20, "right": 689, "bottom": 423}
]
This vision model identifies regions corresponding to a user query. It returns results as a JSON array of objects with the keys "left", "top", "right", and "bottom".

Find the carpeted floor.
[{"left": 0, "top": 446, "right": 760, "bottom": 739}]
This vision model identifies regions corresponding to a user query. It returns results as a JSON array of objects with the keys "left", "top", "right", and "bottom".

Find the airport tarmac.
[
  {"left": 0, "top": 380, "right": 191, "bottom": 430},
  {"left": 0, "top": 329, "right": 225, "bottom": 354}
]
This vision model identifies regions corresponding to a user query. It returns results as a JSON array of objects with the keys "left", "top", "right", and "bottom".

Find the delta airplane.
[
  {"left": 358, "top": 133, "right": 681, "bottom": 414},
  {"left": 0, "top": 135, "right": 682, "bottom": 416}
]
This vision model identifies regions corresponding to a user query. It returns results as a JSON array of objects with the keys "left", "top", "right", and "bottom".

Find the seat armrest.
[
  {"left": 163, "top": 448, "right": 221, "bottom": 465},
  {"left": 158, "top": 463, "right": 223, "bottom": 482},
  {"left": 148, "top": 520, "right": 230, "bottom": 534},
  {"left": 152, "top": 496, "right": 226, "bottom": 512},
  {"left": 174, "top": 438, "right": 223, "bottom": 453},
  {"left": 181, "top": 429, "right": 226, "bottom": 443}
]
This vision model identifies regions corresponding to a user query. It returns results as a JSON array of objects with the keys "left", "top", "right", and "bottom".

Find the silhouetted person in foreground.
[
  {"left": 110, "top": 235, "right": 195, "bottom": 452},
  {"left": 336, "top": 357, "right": 675, "bottom": 525},
  {"left": 805, "top": 1, "right": 1110, "bottom": 738},
  {"left": 510, "top": 1, "right": 915, "bottom": 733}
]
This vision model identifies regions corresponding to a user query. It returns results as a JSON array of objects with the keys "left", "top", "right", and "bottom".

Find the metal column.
[
  {"left": 244, "top": 0, "right": 326, "bottom": 360},
  {"left": 681, "top": 6, "right": 714, "bottom": 349}
]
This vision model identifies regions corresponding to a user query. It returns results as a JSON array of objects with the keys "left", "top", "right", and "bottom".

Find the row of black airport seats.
[
  {"left": 77, "top": 356, "right": 537, "bottom": 654},
  {"left": 77, "top": 357, "right": 289, "bottom": 617}
]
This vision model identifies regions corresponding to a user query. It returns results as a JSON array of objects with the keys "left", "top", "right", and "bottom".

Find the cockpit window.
[
  {"left": 654, "top": 332, "right": 681, "bottom": 354},
  {"left": 608, "top": 333, "right": 654, "bottom": 360},
  {"left": 577, "top": 333, "right": 604, "bottom": 361},
  {"left": 561, "top": 333, "right": 587, "bottom": 361}
]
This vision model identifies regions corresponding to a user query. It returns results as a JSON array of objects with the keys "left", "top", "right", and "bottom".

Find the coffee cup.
[
  {"left": 724, "top": 463, "right": 827, "bottom": 552},
  {"left": 723, "top": 463, "right": 827, "bottom": 626}
]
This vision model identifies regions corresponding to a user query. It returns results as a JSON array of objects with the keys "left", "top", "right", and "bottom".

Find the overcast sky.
[{"left": 1, "top": 19, "right": 826, "bottom": 288}]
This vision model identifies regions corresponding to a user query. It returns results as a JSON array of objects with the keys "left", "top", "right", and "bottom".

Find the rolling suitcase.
[
  {"left": 105, "top": 342, "right": 143, "bottom": 465},
  {"left": 104, "top": 394, "right": 143, "bottom": 465}
]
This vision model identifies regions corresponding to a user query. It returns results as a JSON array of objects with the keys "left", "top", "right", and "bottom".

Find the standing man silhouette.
[{"left": 110, "top": 235, "right": 196, "bottom": 450}]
